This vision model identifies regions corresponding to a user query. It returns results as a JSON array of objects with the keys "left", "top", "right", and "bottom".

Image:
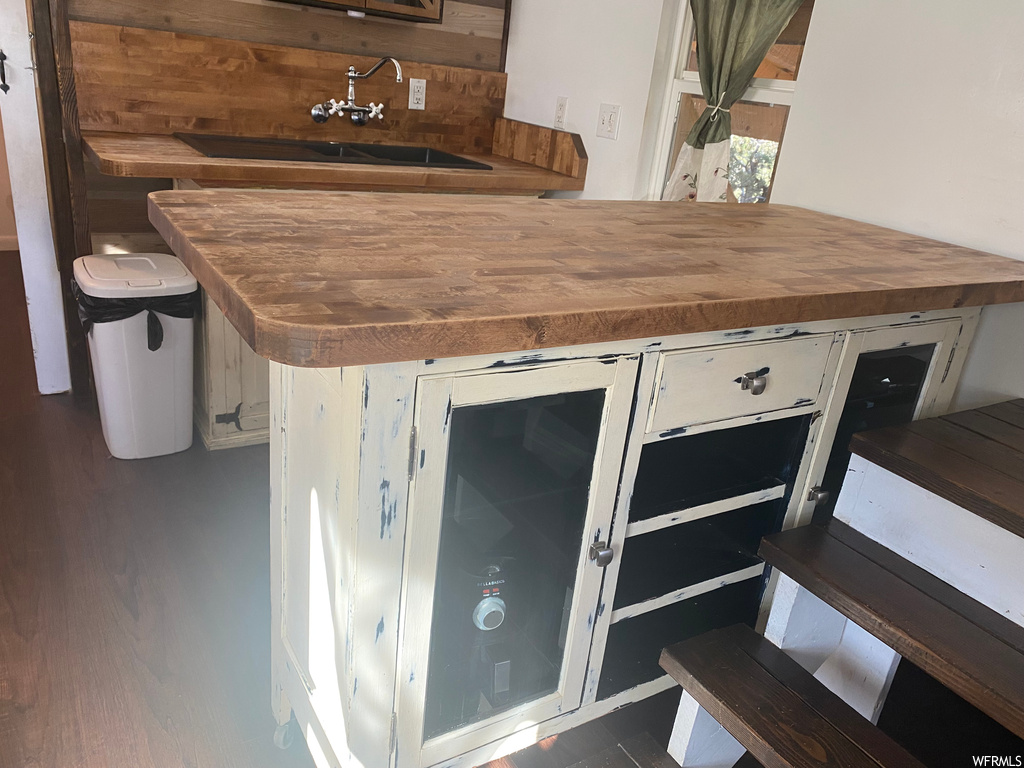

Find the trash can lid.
[{"left": 73, "top": 253, "right": 198, "bottom": 298}]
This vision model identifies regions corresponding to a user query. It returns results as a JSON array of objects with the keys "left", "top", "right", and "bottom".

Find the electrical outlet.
[
  {"left": 597, "top": 103, "right": 621, "bottom": 140},
  {"left": 408, "top": 79, "right": 426, "bottom": 111},
  {"left": 554, "top": 96, "right": 569, "bottom": 130}
]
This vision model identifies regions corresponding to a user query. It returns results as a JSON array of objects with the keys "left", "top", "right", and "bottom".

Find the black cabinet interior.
[
  {"left": 815, "top": 344, "right": 936, "bottom": 522},
  {"left": 613, "top": 500, "right": 782, "bottom": 610},
  {"left": 629, "top": 415, "right": 810, "bottom": 522},
  {"left": 598, "top": 577, "right": 763, "bottom": 700},
  {"left": 423, "top": 390, "right": 605, "bottom": 738}
]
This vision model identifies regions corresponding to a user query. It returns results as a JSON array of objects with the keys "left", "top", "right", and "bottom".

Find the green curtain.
[
  {"left": 686, "top": 0, "right": 804, "bottom": 150},
  {"left": 664, "top": 0, "right": 803, "bottom": 201}
]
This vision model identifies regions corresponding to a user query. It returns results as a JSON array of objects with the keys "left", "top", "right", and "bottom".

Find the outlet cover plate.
[
  {"left": 597, "top": 103, "right": 621, "bottom": 140},
  {"left": 554, "top": 96, "right": 568, "bottom": 130},
  {"left": 409, "top": 79, "right": 426, "bottom": 111}
]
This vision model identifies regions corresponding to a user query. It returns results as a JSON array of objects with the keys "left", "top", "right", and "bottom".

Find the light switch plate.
[
  {"left": 597, "top": 103, "right": 621, "bottom": 140},
  {"left": 554, "top": 96, "right": 569, "bottom": 130},
  {"left": 409, "top": 79, "right": 426, "bottom": 110}
]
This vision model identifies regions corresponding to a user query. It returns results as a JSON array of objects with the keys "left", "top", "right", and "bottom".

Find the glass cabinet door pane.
[
  {"left": 816, "top": 343, "right": 936, "bottom": 521},
  {"left": 423, "top": 390, "right": 605, "bottom": 738}
]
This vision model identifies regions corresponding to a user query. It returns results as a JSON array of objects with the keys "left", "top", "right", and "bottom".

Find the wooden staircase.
[
  {"left": 759, "top": 520, "right": 1024, "bottom": 740},
  {"left": 661, "top": 624, "right": 924, "bottom": 768},
  {"left": 660, "top": 400, "right": 1024, "bottom": 767}
]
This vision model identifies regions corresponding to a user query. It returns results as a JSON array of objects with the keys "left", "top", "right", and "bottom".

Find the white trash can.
[{"left": 72, "top": 253, "right": 198, "bottom": 459}]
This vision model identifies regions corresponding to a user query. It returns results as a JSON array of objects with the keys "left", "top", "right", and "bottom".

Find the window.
[{"left": 650, "top": 0, "right": 814, "bottom": 203}]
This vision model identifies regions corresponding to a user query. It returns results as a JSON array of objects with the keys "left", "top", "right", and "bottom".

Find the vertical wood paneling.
[
  {"left": 67, "top": 0, "right": 509, "bottom": 71},
  {"left": 70, "top": 22, "right": 507, "bottom": 152},
  {"left": 348, "top": 362, "right": 417, "bottom": 767}
]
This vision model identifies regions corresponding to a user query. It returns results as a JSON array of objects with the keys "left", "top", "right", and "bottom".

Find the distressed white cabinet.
[
  {"left": 269, "top": 308, "right": 979, "bottom": 768},
  {"left": 193, "top": 290, "right": 271, "bottom": 450},
  {"left": 662, "top": 317, "right": 976, "bottom": 766}
]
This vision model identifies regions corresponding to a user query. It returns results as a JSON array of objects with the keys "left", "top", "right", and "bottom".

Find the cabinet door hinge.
[
  {"left": 389, "top": 711, "right": 398, "bottom": 754},
  {"left": 408, "top": 425, "right": 418, "bottom": 481}
]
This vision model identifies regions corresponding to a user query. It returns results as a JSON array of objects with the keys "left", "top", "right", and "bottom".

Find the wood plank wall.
[
  {"left": 71, "top": 22, "right": 507, "bottom": 152},
  {"left": 67, "top": 0, "right": 510, "bottom": 71},
  {"left": 69, "top": 1, "right": 510, "bottom": 242}
]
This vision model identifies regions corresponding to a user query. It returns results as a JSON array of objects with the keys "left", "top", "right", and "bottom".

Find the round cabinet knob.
[
  {"left": 473, "top": 596, "right": 506, "bottom": 631},
  {"left": 740, "top": 371, "right": 768, "bottom": 396}
]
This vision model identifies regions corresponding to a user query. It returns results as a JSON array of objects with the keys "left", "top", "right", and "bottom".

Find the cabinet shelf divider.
[
  {"left": 609, "top": 563, "right": 766, "bottom": 624},
  {"left": 624, "top": 483, "right": 787, "bottom": 539}
]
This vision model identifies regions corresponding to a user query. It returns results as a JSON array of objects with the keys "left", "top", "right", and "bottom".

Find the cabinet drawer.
[{"left": 648, "top": 335, "right": 833, "bottom": 433}]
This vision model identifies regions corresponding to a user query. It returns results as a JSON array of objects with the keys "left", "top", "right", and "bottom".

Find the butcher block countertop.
[
  {"left": 84, "top": 132, "right": 585, "bottom": 195},
  {"left": 147, "top": 191, "right": 1024, "bottom": 368}
]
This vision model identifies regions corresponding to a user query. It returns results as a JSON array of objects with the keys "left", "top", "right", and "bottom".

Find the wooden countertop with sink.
[
  {"left": 146, "top": 191, "right": 1024, "bottom": 368},
  {"left": 73, "top": 23, "right": 586, "bottom": 195},
  {"left": 83, "top": 125, "right": 586, "bottom": 195}
]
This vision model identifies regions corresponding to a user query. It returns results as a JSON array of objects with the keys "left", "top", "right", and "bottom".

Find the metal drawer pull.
[
  {"left": 807, "top": 486, "right": 830, "bottom": 505},
  {"left": 0, "top": 51, "right": 10, "bottom": 95},
  {"left": 589, "top": 541, "right": 613, "bottom": 568},
  {"left": 740, "top": 371, "right": 768, "bottom": 395}
]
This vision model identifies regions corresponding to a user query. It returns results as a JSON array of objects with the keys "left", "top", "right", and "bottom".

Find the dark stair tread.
[
  {"left": 660, "top": 624, "right": 923, "bottom": 768},
  {"left": 849, "top": 398, "right": 1024, "bottom": 539},
  {"left": 759, "top": 521, "right": 1024, "bottom": 739}
]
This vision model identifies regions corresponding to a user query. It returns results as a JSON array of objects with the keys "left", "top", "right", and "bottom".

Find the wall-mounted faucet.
[{"left": 311, "top": 57, "right": 403, "bottom": 127}]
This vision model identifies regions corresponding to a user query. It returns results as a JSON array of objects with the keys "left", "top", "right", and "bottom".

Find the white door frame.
[{"left": 0, "top": 0, "right": 71, "bottom": 393}]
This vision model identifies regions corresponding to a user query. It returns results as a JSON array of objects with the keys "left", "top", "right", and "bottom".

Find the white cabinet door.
[
  {"left": 791, "top": 318, "right": 971, "bottom": 527},
  {"left": 395, "top": 356, "right": 639, "bottom": 767}
]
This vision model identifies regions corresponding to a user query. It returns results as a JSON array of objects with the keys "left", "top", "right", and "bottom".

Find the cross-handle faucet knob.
[{"left": 368, "top": 102, "right": 385, "bottom": 120}]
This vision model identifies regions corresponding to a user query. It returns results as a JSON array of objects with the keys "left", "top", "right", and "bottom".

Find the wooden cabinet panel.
[{"left": 194, "top": 289, "right": 270, "bottom": 450}]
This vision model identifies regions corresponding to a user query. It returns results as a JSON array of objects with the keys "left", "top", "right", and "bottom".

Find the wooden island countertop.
[{"left": 147, "top": 191, "right": 1024, "bottom": 368}]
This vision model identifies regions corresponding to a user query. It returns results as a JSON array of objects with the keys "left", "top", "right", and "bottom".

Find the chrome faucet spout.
[{"left": 351, "top": 57, "right": 403, "bottom": 83}]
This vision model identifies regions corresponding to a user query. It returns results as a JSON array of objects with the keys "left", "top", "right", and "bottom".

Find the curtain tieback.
[{"left": 708, "top": 95, "right": 731, "bottom": 122}]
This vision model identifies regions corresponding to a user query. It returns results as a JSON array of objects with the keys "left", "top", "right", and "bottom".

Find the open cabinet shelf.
[
  {"left": 612, "top": 499, "right": 783, "bottom": 611},
  {"left": 628, "top": 415, "right": 811, "bottom": 523},
  {"left": 597, "top": 576, "right": 764, "bottom": 701}
]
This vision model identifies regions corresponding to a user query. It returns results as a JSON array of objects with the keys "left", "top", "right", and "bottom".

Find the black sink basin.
[{"left": 175, "top": 133, "right": 492, "bottom": 171}]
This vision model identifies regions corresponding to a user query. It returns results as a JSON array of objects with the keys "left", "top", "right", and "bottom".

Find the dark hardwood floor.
[
  {"left": 0, "top": 260, "right": 681, "bottom": 767},
  {"left": 0, "top": 251, "right": 39, "bottom": 415},
  {"left": 0, "top": 395, "right": 317, "bottom": 767}
]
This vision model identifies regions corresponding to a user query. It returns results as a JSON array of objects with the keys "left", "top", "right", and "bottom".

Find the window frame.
[{"left": 641, "top": 6, "right": 802, "bottom": 201}]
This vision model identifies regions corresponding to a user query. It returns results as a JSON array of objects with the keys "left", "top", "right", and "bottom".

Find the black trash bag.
[{"left": 71, "top": 277, "right": 199, "bottom": 352}]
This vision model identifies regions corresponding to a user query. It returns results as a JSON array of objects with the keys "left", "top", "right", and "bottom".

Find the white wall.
[
  {"left": 503, "top": 0, "right": 666, "bottom": 200},
  {"left": 772, "top": 0, "right": 1024, "bottom": 408},
  {"left": 0, "top": 3, "right": 73, "bottom": 393}
]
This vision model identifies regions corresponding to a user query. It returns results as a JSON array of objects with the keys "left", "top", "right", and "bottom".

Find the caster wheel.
[{"left": 273, "top": 721, "right": 295, "bottom": 750}]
